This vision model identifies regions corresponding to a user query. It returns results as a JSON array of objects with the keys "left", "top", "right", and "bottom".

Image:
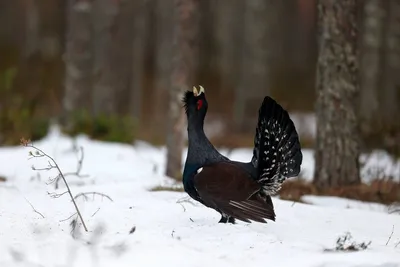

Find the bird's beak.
[
  {"left": 193, "top": 86, "right": 199, "bottom": 96},
  {"left": 199, "top": 85, "right": 205, "bottom": 94},
  {"left": 193, "top": 85, "right": 205, "bottom": 96}
]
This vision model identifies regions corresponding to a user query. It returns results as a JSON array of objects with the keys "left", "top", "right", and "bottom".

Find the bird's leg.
[
  {"left": 218, "top": 215, "right": 228, "bottom": 223},
  {"left": 228, "top": 217, "right": 236, "bottom": 224}
]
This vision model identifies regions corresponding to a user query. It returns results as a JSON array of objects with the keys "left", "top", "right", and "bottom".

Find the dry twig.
[
  {"left": 21, "top": 137, "right": 88, "bottom": 232},
  {"left": 23, "top": 197, "right": 45, "bottom": 218},
  {"left": 56, "top": 146, "right": 89, "bottom": 189},
  {"left": 386, "top": 225, "right": 395, "bottom": 246},
  {"left": 21, "top": 138, "right": 113, "bottom": 233},
  {"left": 74, "top": 192, "right": 113, "bottom": 202}
]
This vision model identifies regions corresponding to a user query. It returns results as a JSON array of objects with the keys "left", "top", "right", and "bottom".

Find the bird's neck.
[
  {"left": 183, "top": 120, "right": 226, "bottom": 183},
  {"left": 186, "top": 123, "right": 217, "bottom": 162}
]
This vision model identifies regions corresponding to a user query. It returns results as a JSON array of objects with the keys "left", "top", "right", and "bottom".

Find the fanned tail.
[{"left": 251, "top": 96, "right": 302, "bottom": 196}]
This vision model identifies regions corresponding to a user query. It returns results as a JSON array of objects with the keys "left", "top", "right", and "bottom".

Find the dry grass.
[
  {"left": 149, "top": 185, "right": 185, "bottom": 192},
  {"left": 278, "top": 179, "right": 317, "bottom": 203},
  {"left": 149, "top": 177, "right": 400, "bottom": 208},
  {"left": 279, "top": 178, "right": 400, "bottom": 205},
  {"left": 0, "top": 175, "right": 6, "bottom": 182}
]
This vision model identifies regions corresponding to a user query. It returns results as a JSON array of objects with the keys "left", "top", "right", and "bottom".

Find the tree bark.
[
  {"left": 214, "top": 0, "right": 244, "bottom": 98},
  {"left": 91, "top": 0, "right": 119, "bottom": 116},
  {"left": 165, "top": 0, "right": 199, "bottom": 179},
  {"left": 379, "top": 0, "right": 400, "bottom": 155},
  {"left": 110, "top": 0, "right": 135, "bottom": 115},
  {"left": 24, "top": 0, "right": 39, "bottom": 57},
  {"left": 313, "top": 0, "right": 361, "bottom": 189},
  {"left": 359, "top": 0, "right": 385, "bottom": 134},
  {"left": 235, "top": 0, "right": 276, "bottom": 131},
  {"left": 381, "top": 0, "right": 400, "bottom": 126},
  {"left": 63, "top": 0, "right": 94, "bottom": 128},
  {"left": 130, "top": 0, "right": 150, "bottom": 122},
  {"left": 153, "top": 0, "right": 174, "bottom": 132}
]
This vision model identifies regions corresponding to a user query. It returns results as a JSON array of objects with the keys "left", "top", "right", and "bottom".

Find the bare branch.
[
  {"left": 60, "top": 212, "right": 78, "bottom": 222},
  {"left": 91, "top": 208, "right": 101, "bottom": 217},
  {"left": 386, "top": 225, "right": 395, "bottom": 246},
  {"left": 75, "top": 146, "right": 85, "bottom": 174},
  {"left": 28, "top": 154, "right": 45, "bottom": 159},
  {"left": 23, "top": 197, "right": 45, "bottom": 219},
  {"left": 22, "top": 139, "right": 113, "bottom": 233},
  {"left": 45, "top": 174, "right": 62, "bottom": 185},
  {"left": 47, "top": 191, "right": 69, "bottom": 199},
  {"left": 176, "top": 196, "right": 198, "bottom": 207},
  {"left": 55, "top": 146, "right": 89, "bottom": 189},
  {"left": 32, "top": 165, "right": 55, "bottom": 171},
  {"left": 74, "top": 192, "right": 113, "bottom": 202},
  {"left": 23, "top": 142, "right": 89, "bottom": 232}
]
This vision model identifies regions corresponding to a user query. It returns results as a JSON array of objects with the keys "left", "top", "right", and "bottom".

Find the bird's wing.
[{"left": 193, "top": 162, "right": 275, "bottom": 223}]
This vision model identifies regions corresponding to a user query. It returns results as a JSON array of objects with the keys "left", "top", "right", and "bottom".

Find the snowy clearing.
[{"left": 0, "top": 127, "right": 400, "bottom": 267}]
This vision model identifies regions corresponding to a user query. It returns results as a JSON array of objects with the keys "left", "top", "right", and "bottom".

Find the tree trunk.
[
  {"left": 235, "top": 0, "right": 276, "bottom": 131},
  {"left": 63, "top": 0, "right": 94, "bottom": 129},
  {"left": 381, "top": 0, "right": 400, "bottom": 126},
  {"left": 313, "top": 0, "right": 361, "bottom": 189},
  {"left": 165, "top": 0, "right": 199, "bottom": 179},
  {"left": 380, "top": 0, "right": 400, "bottom": 155},
  {"left": 153, "top": 0, "right": 174, "bottom": 134},
  {"left": 130, "top": 0, "right": 150, "bottom": 122},
  {"left": 359, "top": 0, "right": 385, "bottom": 135},
  {"left": 214, "top": 0, "right": 244, "bottom": 103},
  {"left": 25, "top": 0, "right": 39, "bottom": 58},
  {"left": 110, "top": 0, "right": 135, "bottom": 115},
  {"left": 91, "top": 0, "right": 119, "bottom": 116}
]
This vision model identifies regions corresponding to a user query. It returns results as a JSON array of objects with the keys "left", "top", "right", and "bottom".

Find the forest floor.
[{"left": 0, "top": 126, "right": 400, "bottom": 267}]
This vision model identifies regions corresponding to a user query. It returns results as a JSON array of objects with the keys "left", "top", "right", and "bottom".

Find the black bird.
[{"left": 182, "top": 86, "right": 302, "bottom": 224}]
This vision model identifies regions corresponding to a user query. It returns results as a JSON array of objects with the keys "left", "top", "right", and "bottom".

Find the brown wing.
[{"left": 194, "top": 161, "right": 276, "bottom": 223}]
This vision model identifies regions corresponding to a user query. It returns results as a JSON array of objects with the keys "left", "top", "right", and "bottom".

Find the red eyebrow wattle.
[{"left": 197, "top": 100, "right": 203, "bottom": 110}]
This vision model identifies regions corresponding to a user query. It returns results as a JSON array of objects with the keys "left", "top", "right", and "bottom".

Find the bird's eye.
[{"left": 197, "top": 99, "right": 203, "bottom": 110}]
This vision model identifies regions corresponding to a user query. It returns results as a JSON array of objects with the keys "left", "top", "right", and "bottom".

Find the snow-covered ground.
[{"left": 1, "top": 126, "right": 400, "bottom": 267}]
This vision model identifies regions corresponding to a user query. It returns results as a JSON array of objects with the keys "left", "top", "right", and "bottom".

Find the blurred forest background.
[
  {"left": 0, "top": 0, "right": 400, "bottom": 190},
  {"left": 0, "top": 0, "right": 320, "bottom": 146}
]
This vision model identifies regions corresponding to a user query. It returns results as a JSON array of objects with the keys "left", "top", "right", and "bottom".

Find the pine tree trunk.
[
  {"left": 313, "top": 0, "right": 361, "bottom": 189},
  {"left": 165, "top": 0, "right": 199, "bottom": 180},
  {"left": 91, "top": 0, "right": 118, "bottom": 116},
  {"left": 130, "top": 0, "right": 150, "bottom": 122},
  {"left": 380, "top": 0, "right": 400, "bottom": 155},
  {"left": 153, "top": 0, "right": 174, "bottom": 133},
  {"left": 24, "top": 0, "right": 39, "bottom": 57},
  {"left": 359, "top": 0, "right": 385, "bottom": 134},
  {"left": 63, "top": 0, "right": 93, "bottom": 129},
  {"left": 111, "top": 0, "right": 135, "bottom": 115},
  {"left": 381, "top": 0, "right": 400, "bottom": 126},
  {"left": 235, "top": 0, "right": 276, "bottom": 131},
  {"left": 214, "top": 0, "right": 244, "bottom": 96}
]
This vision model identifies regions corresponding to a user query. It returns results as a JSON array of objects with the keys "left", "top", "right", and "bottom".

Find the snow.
[{"left": 1, "top": 126, "right": 400, "bottom": 267}]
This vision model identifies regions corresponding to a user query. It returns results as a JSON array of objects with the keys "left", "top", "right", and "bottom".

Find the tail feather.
[{"left": 251, "top": 96, "right": 302, "bottom": 196}]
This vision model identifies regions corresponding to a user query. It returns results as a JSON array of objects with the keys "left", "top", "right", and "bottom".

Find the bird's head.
[{"left": 182, "top": 85, "right": 208, "bottom": 122}]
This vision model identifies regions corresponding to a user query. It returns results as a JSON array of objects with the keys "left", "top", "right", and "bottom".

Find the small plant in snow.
[
  {"left": 325, "top": 232, "right": 371, "bottom": 252},
  {"left": 20, "top": 137, "right": 113, "bottom": 232}
]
